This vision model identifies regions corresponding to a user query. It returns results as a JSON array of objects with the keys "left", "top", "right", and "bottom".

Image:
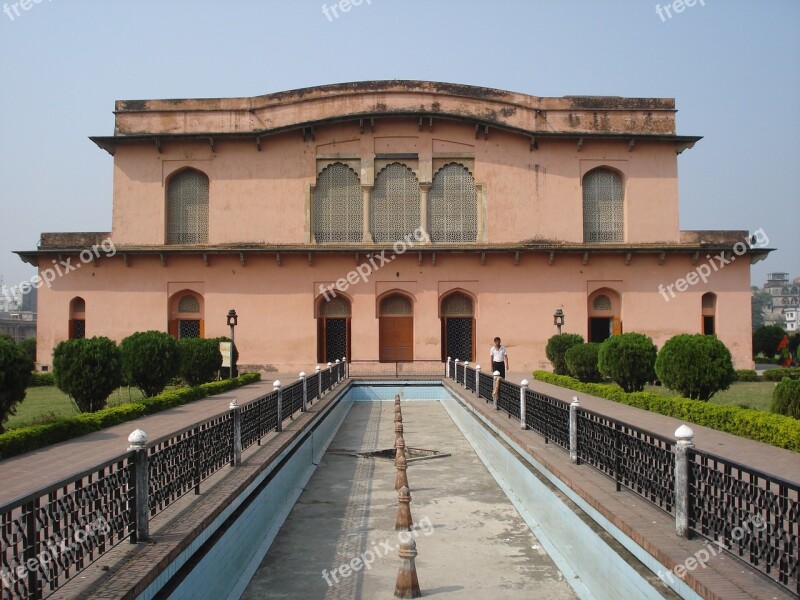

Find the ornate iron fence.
[
  {"left": 1, "top": 456, "right": 132, "bottom": 600},
  {"left": 307, "top": 373, "right": 320, "bottom": 402},
  {"left": 688, "top": 451, "right": 799, "bottom": 594},
  {"left": 283, "top": 380, "right": 304, "bottom": 417},
  {"left": 448, "top": 362, "right": 799, "bottom": 595}
]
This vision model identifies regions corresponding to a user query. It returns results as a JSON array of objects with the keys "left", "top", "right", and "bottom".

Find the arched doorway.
[
  {"left": 317, "top": 295, "right": 351, "bottom": 363},
  {"left": 702, "top": 293, "right": 716, "bottom": 335},
  {"left": 588, "top": 289, "right": 621, "bottom": 343},
  {"left": 441, "top": 291, "right": 475, "bottom": 361},
  {"left": 168, "top": 291, "right": 204, "bottom": 339},
  {"left": 378, "top": 293, "right": 414, "bottom": 362},
  {"left": 69, "top": 297, "right": 86, "bottom": 340}
]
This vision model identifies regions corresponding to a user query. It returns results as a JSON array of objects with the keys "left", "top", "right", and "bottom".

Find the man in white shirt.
[{"left": 490, "top": 337, "right": 509, "bottom": 378}]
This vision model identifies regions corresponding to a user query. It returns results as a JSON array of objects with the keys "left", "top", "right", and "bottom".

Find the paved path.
[
  {"left": 0, "top": 374, "right": 301, "bottom": 504},
  {"left": 242, "top": 401, "right": 577, "bottom": 599}
]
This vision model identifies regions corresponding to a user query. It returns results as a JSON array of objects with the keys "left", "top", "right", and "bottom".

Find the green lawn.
[
  {"left": 644, "top": 381, "right": 777, "bottom": 412},
  {"left": 5, "top": 386, "right": 152, "bottom": 430}
]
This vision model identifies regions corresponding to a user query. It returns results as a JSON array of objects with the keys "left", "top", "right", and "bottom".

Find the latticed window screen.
[
  {"left": 429, "top": 164, "right": 477, "bottom": 243},
  {"left": 73, "top": 320, "right": 86, "bottom": 339},
  {"left": 313, "top": 163, "right": 363, "bottom": 243},
  {"left": 167, "top": 170, "right": 209, "bottom": 245},
  {"left": 177, "top": 295, "right": 200, "bottom": 313},
  {"left": 371, "top": 163, "right": 420, "bottom": 243},
  {"left": 592, "top": 295, "right": 612, "bottom": 311},
  {"left": 179, "top": 320, "right": 201, "bottom": 339},
  {"left": 583, "top": 169, "right": 624, "bottom": 242},
  {"left": 320, "top": 296, "right": 351, "bottom": 317},
  {"left": 380, "top": 294, "right": 413, "bottom": 316},
  {"left": 442, "top": 293, "right": 474, "bottom": 317}
]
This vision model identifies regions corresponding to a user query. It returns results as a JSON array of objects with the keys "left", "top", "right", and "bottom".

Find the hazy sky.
[{"left": 1, "top": 0, "right": 798, "bottom": 291}]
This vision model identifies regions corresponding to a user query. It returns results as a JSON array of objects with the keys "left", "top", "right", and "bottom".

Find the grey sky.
[{"left": 1, "top": 0, "right": 798, "bottom": 290}]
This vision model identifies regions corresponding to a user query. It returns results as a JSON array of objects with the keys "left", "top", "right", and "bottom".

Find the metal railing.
[
  {"left": 446, "top": 358, "right": 799, "bottom": 595},
  {"left": 347, "top": 360, "right": 444, "bottom": 378},
  {"left": 0, "top": 361, "right": 345, "bottom": 600}
]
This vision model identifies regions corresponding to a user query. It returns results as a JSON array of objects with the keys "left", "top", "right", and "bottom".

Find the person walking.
[{"left": 490, "top": 337, "right": 509, "bottom": 379}]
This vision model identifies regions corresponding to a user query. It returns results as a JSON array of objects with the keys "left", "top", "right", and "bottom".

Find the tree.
[
  {"left": 545, "top": 334, "right": 585, "bottom": 375},
  {"left": 597, "top": 333, "right": 657, "bottom": 393},
  {"left": 752, "top": 325, "right": 786, "bottom": 357},
  {"left": 750, "top": 287, "right": 771, "bottom": 330},
  {"left": 178, "top": 338, "right": 222, "bottom": 386},
  {"left": 53, "top": 337, "right": 122, "bottom": 413},
  {"left": 655, "top": 334, "right": 735, "bottom": 401},
  {"left": 564, "top": 343, "right": 602, "bottom": 383},
  {"left": 0, "top": 337, "right": 33, "bottom": 433},
  {"left": 771, "top": 377, "right": 800, "bottom": 419},
  {"left": 18, "top": 338, "right": 36, "bottom": 363},
  {"left": 120, "top": 331, "right": 179, "bottom": 397}
]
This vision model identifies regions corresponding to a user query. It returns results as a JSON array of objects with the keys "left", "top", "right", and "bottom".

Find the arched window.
[
  {"left": 583, "top": 168, "right": 624, "bottom": 242},
  {"left": 167, "top": 169, "right": 209, "bottom": 244},
  {"left": 313, "top": 163, "right": 363, "bottom": 243},
  {"left": 588, "top": 288, "right": 621, "bottom": 343},
  {"left": 69, "top": 297, "right": 86, "bottom": 340},
  {"left": 371, "top": 163, "right": 420, "bottom": 243},
  {"left": 592, "top": 295, "right": 612, "bottom": 312},
  {"left": 429, "top": 164, "right": 477, "bottom": 243},
  {"left": 177, "top": 294, "right": 200, "bottom": 313},
  {"left": 168, "top": 291, "right": 204, "bottom": 339}
]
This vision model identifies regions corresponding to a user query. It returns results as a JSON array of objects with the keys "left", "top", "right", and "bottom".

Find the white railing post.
[
  {"left": 463, "top": 361, "right": 469, "bottom": 387},
  {"left": 493, "top": 371, "right": 501, "bottom": 410},
  {"left": 454, "top": 359, "right": 459, "bottom": 383},
  {"left": 342, "top": 356, "right": 347, "bottom": 379},
  {"left": 446, "top": 356, "right": 451, "bottom": 377},
  {"left": 230, "top": 399, "right": 242, "bottom": 466},
  {"left": 475, "top": 365, "right": 481, "bottom": 396},
  {"left": 274, "top": 380, "right": 283, "bottom": 432},
  {"left": 327, "top": 362, "right": 333, "bottom": 391},
  {"left": 316, "top": 365, "right": 322, "bottom": 399},
  {"left": 335, "top": 359, "right": 341, "bottom": 385},
  {"left": 674, "top": 425, "right": 695, "bottom": 538},
  {"left": 570, "top": 397, "right": 580, "bottom": 464},
  {"left": 128, "top": 429, "right": 149, "bottom": 542},
  {"left": 520, "top": 380, "right": 528, "bottom": 429},
  {"left": 300, "top": 371, "right": 307, "bottom": 412}
]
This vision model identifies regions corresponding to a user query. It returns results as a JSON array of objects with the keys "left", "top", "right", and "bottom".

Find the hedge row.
[
  {"left": 0, "top": 373, "right": 261, "bottom": 459},
  {"left": 733, "top": 369, "right": 759, "bottom": 382},
  {"left": 763, "top": 368, "right": 800, "bottom": 382},
  {"left": 532, "top": 371, "right": 800, "bottom": 452},
  {"left": 28, "top": 372, "right": 55, "bottom": 387}
]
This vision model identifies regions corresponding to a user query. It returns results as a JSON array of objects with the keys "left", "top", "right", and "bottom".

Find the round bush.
[
  {"left": 178, "top": 338, "right": 223, "bottom": 387},
  {"left": 565, "top": 343, "right": 602, "bottom": 383},
  {"left": 53, "top": 337, "right": 122, "bottom": 413},
  {"left": 598, "top": 333, "right": 657, "bottom": 393},
  {"left": 120, "top": 331, "right": 180, "bottom": 398},
  {"left": 771, "top": 377, "right": 800, "bottom": 419},
  {"left": 655, "top": 334, "right": 735, "bottom": 401},
  {"left": 0, "top": 337, "right": 33, "bottom": 433},
  {"left": 545, "top": 334, "right": 585, "bottom": 375},
  {"left": 752, "top": 325, "right": 786, "bottom": 358}
]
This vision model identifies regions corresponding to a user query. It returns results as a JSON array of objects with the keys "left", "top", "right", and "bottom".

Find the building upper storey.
[{"left": 90, "top": 81, "right": 704, "bottom": 248}]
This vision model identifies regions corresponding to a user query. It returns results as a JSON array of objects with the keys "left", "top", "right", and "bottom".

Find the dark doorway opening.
[{"left": 589, "top": 317, "right": 612, "bottom": 343}]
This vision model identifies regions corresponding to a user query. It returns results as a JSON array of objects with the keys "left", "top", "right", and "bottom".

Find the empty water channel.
[{"left": 162, "top": 381, "right": 675, "bottom": 600}]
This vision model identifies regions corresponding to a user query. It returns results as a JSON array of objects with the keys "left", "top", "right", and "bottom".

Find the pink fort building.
[{"left": 16, "top": 81, "right": 769, "bottom": 374}]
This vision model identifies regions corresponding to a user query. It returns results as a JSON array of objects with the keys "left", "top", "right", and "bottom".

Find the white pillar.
[
  {"left": 674, "top": 424, "right": 695, "bottom": 538},
  {"left": 569, "top": 396, "right": 580, "bottom": 463}
]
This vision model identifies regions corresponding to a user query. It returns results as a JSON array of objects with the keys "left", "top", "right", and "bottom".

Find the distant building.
[
  {"left": 16, "top": 81, "right": 770, "bottom": 372},
  {"left": 762, "top": 273, "right": 800, "bottom": 331}
]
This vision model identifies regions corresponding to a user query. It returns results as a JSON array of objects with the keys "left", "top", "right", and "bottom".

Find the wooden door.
[{"left": 379, "top": 316, "right": 413, "bottom": 362}]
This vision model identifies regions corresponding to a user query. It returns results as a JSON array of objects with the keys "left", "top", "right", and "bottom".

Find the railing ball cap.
[
  {"left": 571, "top": 395, "right": 580, "bottom": 406},
  {"left": 493, "top": 371, "right": 501, "bottom": 376},
  {"left": 335, "top": 359, "right": 340, "bottom": 363},
  {"left": 455, "top": 358, "right": 460, "bottom": 363},
  {"left": 299, "top": 371, "right": 306, "bottom": 378},
  {"left": 128, "top": 428, "right": 148, "bottom": 448},
  {"left": 327, "top": 362, "right": 332, "bottom": 367},
  {"left": 229, "top": 399, "right": 239, "bottom": 409},
  {"left": 675, "top": 424, "right": 694, "bottom": 441},
  {"left": 521, "top": 379, "right": 529, "bottom": 386},
  {"left": 273, "top": 379, "right": 282, "bottom": 389},
  {"left": 315, "top": 365, "right": 321, "bottom": 372}
]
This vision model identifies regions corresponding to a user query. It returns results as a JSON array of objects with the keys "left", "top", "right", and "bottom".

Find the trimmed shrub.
[
  {"left": 734, "top": 369, "right": 759, "bottom": 382},
  {"left": 52, "top": 337, "right": 122, "bottom": 413},
  {"left": 18, "top": 338, "right": 36, "bottom": 363},
  {"left": 120, "top": 331, "right": 179, "bottom": 398},
  {"left": 655, "top": 334, "right": 735, "bottom": 401},
  {"left": 597, "top": 333, "right": 657, "bottom": 393},
  {"left": 564, "top": 343, "right": 602, "bottom": 383},
  {"left": 29, "top": 372, "right": 55, "bottom": 387},
  {"left": 763, "top": 368, "right": 800, "bottom": 382},
  {"left": 752, "top": 325, "right": 786, "bottom": 357},
  {"left": 532, "top": 371, "right": 800, "bottom": 451},
  {"left": 178, "top": 338, "right": 223, "bottom": 387},
  {"left": 0, "top": 337, "right": 33, "bottom": 433},
  {"left": 771, "top": 378, "right": 800, "bottom": 419},
  {"left": 545, "top": 334, "right": 585, "bottom": 375},
  {"left": 0, "top": 372, "right": 261, "bottom": 458}
]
